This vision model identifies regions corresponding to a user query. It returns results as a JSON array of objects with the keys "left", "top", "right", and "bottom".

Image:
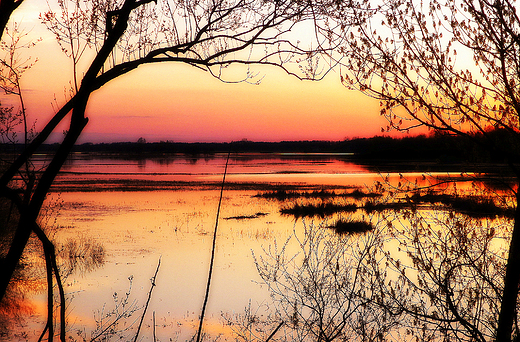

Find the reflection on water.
[
  {"left": 59, "top": 237, "right": 105, "bottom": 276},
  {"left": 44, "top": 189, "right": 291, "bottom": 342},
  {"left": 51, "top": 153, "right": 476, "bottom": 191},
  {"left": 58, "top": 153, "right": 366, "bottom": 176},
  {"left": 5, "top": 153, "right": 506, "bottom": 341}
]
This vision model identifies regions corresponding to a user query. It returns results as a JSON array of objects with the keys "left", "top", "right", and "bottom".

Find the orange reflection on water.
[
  {"left": 17, "top": 154, "right": 503, "bottom": 341},
  {"left": 40, "top": 188, "right": 291, "bottom": 341},
  {"left": 1, "top": 269, "right": 46, "bottom": 340}
]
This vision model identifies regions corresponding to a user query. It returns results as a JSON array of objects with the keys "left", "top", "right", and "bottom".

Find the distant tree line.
[
  {"left": 1, "top": 129, "right": 516, "bottom": 164},
  {"left": 345, "top": 129, "right": 520, "bottom": 164}
]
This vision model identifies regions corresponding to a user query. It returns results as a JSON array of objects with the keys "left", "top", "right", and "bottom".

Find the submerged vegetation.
[
  {"left": 224, "top": 212, "right": 269, "bottom": 220},
  {"left": 327, "top": 219, "right": 375, "bottom": 234},
  {"left": 255, "top": 189, "right": 381, "bottom": 201},
  {"left": 260, "top": 188, "right": 515, "bottom": 220},
  {"left": 280, "top": 202, "right": 358, "bottom": 218},
  {"left": 409, "top": 193, "right": 515, "bottom": 218}
]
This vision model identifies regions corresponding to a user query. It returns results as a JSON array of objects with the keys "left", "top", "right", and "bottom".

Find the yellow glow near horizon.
[
  {"left": 79, "top": 64, "right": 391, "bottom": 143},
  {"left": 3, "top": 0, "right": 420, "bottom": 144}
]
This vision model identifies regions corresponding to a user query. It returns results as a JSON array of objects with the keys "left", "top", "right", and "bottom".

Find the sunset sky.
[{"left": 4, "top": 1, "right": 419, "bottom": 144}]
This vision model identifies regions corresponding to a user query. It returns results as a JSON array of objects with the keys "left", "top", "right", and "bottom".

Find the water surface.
[{"left": 13, "top": 153, "right": 474, "bottom": 341}]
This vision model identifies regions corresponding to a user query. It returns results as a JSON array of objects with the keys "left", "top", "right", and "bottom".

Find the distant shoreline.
[{"left": 1, "top": 130, "right": 516, "bottom": 166}]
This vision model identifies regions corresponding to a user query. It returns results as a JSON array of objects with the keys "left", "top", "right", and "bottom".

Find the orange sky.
[{"left": 4, "top": 1, "right": 419, "bottom": 144}]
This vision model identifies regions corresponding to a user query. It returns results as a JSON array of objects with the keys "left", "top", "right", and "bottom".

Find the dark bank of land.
[{"left": 1, "top": 129, "right": 518, "bottom": 171}]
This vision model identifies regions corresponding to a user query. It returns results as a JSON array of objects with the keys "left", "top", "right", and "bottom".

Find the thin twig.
[
  {"left": 133, "top": 257, "right": 161, "bottom": 342},
  {"left": 196, "top": 152, "right": 231, "bottom": 342},
  {"left": 153, "top": 311, "right": 156, "bottom": 342},
  {"left": 265, "top": 321, "right": 284, "bottom": 342}
]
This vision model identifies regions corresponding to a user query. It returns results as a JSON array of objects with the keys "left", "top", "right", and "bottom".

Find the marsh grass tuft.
[
  {"left": 327, "top": 219, "right": 375, "bottom": 234},
  {"left": 58, "top": 237, "right": 105, "bottom": 275},
  {"left": 410, "top": 193, "right": 514, "bottom": 218},
  {"left": 280, "top": 202, "right": 358, "bottom": 218},
  {"left": 362, "top": 201, "right": 410, "bottom": 213},
  {"left": 256, "top": 189, "right": 382, "bottom": 201},
  {"left": 277, "top": 192, "right": 513, "bottom": 219},
  {"left": 224, "top": 212, "right": 269, "bottom": 220}
]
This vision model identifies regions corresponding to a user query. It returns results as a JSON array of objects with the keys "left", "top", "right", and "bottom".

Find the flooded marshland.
[{"left": 3, "top": 153, "right": 514, "bottom": 341}]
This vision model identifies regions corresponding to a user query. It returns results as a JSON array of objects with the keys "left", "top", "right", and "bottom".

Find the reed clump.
[
  {"left": 280, "top": 202, "right": 357, "bottom": 218},
  {"left": 410, "top": 193, "right": 514, "bottom": 218},
  {"left": 327, "top": 219, "right": 375, "bottom": 234},
  {"left": 224, "top": 212, "right": 269, "bottom": 220},
  {"left": 256, "top": 189, "right": 382, "bottom": 201},
  {"left": 362, "top": 201, "right": 410, "bottom": 213}
]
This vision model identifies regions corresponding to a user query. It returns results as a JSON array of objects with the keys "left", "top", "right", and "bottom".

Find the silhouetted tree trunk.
[
  {"left": 0, "top": 0, "right": 138, "bottom": 298},
  {"left": 339, "top": 0, "right": 520, "bottom": 340},
  {"left": 0, "top": 3, "right": 340, "bottom": 337},
  {"left": 0, "top": 0, "right": 23, "bottom": 37},
  {"left": 498, "top": 193, "right": 520, "bottom": 342}
]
